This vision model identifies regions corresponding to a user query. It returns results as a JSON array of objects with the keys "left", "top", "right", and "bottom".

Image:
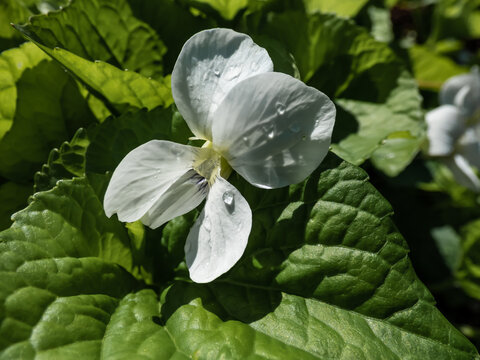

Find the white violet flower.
[
  {"left": 426, "top": 67, "right": 480, "bottom": 192},
  {"left": 104, "top": 28, "right": 336, "bottom": 283}
]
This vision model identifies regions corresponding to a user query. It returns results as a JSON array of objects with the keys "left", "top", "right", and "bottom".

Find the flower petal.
[
  {"left": 211, "top": 72, "right": 336, "bottom": 189},
  {"left": 104, "top": 140, "right": 199, "bottom": 223},
  {"left": 443, "top": 154, "right": 480, "bottom": 192},
  {"left": 440, "top": 70, "right": 480, "bottom": 117},
  {"left": 140, "top": 170, "right": 208, "bottom": 229},
  {"left": 457, "top": 125, "right": 480, "bottom": 170},
  {"left": 185, "top": 176, "right": 252, "bottom": 283},
  {"left": 171, "top": 28, "right": 273, "bottom": 140},
  {"left": 426, "top": 105, "right": 467, "bottom": 156}
]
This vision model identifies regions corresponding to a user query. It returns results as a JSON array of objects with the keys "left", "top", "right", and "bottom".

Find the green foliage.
[
  {"left": 457, "top": 219, "right": 480, "bottom": 301},
  {"left": 409, "top": 45, "right": 468, "bottom": 91},
  {"left": 302, "top": 0, "right": 370, "bottom": 17},
  {"left": 0, "top": 45, "right": 95, "bottom": 181},
  {"left": 34, "top": 127, "right": 90, "bottom": 192},
  {"left": 182, "top": 0, "right": 249, "bottom": 20},
  {"left": 15, "top": 35, "right": 173, "bottom": 114},
  {"left": 0, "top": 42, "right": 47, "bottom": 139},
  {"left": 15, "top": 0, "right": 166, "bottom": 80}
]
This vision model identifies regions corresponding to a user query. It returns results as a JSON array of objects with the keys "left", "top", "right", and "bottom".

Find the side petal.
[
  {"left": 426, "top": 105, "right": 467, "bottom": 156},
  {"left": 171, "top": 28, "right": 273, "bottom": 140},
  {"left": 104, "top": 140, "right": 199, "bottom": 223},
  {"left": 212, "top": 72, "right": 336, "bottom": 189},
  {"left": 457, "top": 125, "right": 480, "bottom": 170},
  {"left": 140, "top": 170, "right": 208, "bottom": 229},
  {"left": 439, "top": 70, "right": 480, "bottom": 117},
  {"left": 443, "top": 154, "right": 480, "bottom": 192},
  {"left": 185, "top": 177, "right": 252, "bottom": 283}
]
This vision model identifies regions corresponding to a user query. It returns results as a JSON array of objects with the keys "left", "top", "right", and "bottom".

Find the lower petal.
[
  {"left": 141, "top": 170, "right": 208, "bottom": 229},
  {"left": 185, "top": 177, "right": 252, "bottom": 283},
  {"left": 443, "top": 154, "right": 480, "bottom": 192}
]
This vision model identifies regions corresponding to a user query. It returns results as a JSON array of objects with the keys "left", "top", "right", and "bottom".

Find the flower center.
[{"left": 193, "top": 141, "right": 232, "bottom": 184}]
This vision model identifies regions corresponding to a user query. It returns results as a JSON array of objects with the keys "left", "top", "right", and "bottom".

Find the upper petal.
[
  {"left": 440, "top": 70, "right": 480, "bottom": 117},
  {"left": 211, "top": 72, "right": 336, "bottom": 189},
  {"left": 104, "top": 140, "right": 199, "bottom": 223},
  {"left": 185, "top": 176, "right": 252, "bottom": 283},
  {"left": 426, "top": 105, "right": 467, "bottom": 156},
  {"left": 171, "top": 28, "right": 273, "bottom": 140}
]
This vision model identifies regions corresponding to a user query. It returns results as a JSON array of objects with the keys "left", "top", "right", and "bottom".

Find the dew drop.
[
  {"left": 289, "top": 122, "right": 301, "bottom": 133},
  {"left": 268, "top": 131, "right": 275, "bottom": 139},
  {"left": 222, "top": 191, "right": 234, "bottom": 206},
  {"left": 275, "top": 102, "right": 286, "bottom": 116},
  {"left": 124, "top": 68, "right": 129, "bottom": 71},
  {"left": 16, "top": 62, "right": 23, "bottom": 69},
  {"left": 224, "top": 65, "right": 241, "bottom": 80},
  {"left": 213, "top": 69, "right": 220, "bottom": 77},
  {"left": 242, "top": 136, "right": 250, "bottom": 145}
]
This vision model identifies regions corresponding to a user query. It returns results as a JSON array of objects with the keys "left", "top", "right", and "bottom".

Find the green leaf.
[
  {"left": 261, "top": 11, "right": 425, "bottom": 175},
  {"left": 0, "top": 181, "right": 31, "bottom": 231},
  {"left": 15, "top": 0, "right": 166, "bottom": 80},
  {"left": 13, "top": 35, "right": 173, "bottom": 114},
  {"left": 0, "top": 0, "right": 32, "bottom": 45},
  {"left": 126, "top": 0, "right": 214, "bottom": 72},
  {"left": 183, "top": 0, "right": 248, "bottom": 20},
  {"left": 303, "top": 0, "right": 370, "bottom": 17},
  {"left": 1, "top": 177, "right": 136, "bottom": 271},
  {"left": 0, "top": 42, "right": 48, "bottom": 139},
  {"left": 0, "top": 47, "right": 95, "bottom": 181},
  {"left": 429, "top": 0, "right": 480, "bottom": 42},
  {"left": 333, "top": 71, "right": 425, "bottom": 176},
  {"left": 409, "top": 45, "right": 468, "bottom": 91},
  {"left": 34, "top": 127, "right": 90, "bottom": 192},
  {"left": 457, "top": 219, "right": 480, "bottom": 301}
]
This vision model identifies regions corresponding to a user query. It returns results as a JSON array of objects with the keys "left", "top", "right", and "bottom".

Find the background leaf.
[
  {"left": 15, "top": 0, "right": 166, "bottom": 79},
  {"left": 0, "top": 46, "right": 95, "bottom": 181}
]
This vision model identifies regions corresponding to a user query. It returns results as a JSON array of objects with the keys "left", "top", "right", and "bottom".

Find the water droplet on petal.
[
  {"left": 16, "top": 62, "right": 23, "bottom": 69},
  {"left": 224, "top": 65, "right": 241, "bottom": 80},
  {"left": 289, "top": 122, "right": 301, "bottom": 133},
  {"left": 214, "top": 69, "right": 220, "bottom": 77},
  {"left": 268, "top": 131, "right": 275, "bottom": 139},
  {"left": 276, "top": 102, "right": 286, "bottom": 116},
  {"left": 222, "top": 191, "right": 234, "bottom": 205},
  {"left": 242, "top": 136, "right": 250, "bottom": 145}
]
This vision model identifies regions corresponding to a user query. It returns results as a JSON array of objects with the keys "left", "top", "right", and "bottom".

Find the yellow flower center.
[{"left": 193, "top": 141, "right": 232, "bottom": 184}]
